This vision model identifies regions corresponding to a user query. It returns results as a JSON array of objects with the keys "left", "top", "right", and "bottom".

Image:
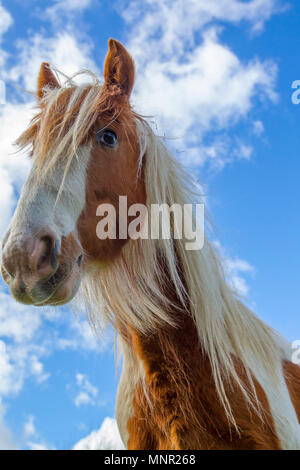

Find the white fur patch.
[{"left": 6, "top": 144, "right": 91, "bottom": 243}]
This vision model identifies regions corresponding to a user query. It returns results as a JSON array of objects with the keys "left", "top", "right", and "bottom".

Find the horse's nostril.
[
  {"left": 32, "top": 234, "right": 60, "bottom": 278},
  {"left": 51, "top": 239, "right": 61, "bottom": 269},
  {"left": 37, "top": 236, "right": 53, "bottom": 271},
  {"left": 77, "top": 254, "right": 83, "bottom": 267},
  {"left": 1, "top": 231, "right": 61, "bottom": 286}
]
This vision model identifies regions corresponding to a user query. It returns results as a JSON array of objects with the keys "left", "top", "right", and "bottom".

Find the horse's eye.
[{"left": 96, "top": 129, "right": 118, "bottom": 148}]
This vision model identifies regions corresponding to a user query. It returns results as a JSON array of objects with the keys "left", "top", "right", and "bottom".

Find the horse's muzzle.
[{"left": 1, "top": 228, "right": 83, "bottom": 306}]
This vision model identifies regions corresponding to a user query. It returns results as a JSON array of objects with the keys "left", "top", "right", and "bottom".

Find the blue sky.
[{"left": 0, "top": 0, "right": 299, "bottom": 450}]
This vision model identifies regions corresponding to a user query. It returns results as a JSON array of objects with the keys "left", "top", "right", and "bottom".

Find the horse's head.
[{"left": 1, "top": 39, "right": 146, "bottom": 306}]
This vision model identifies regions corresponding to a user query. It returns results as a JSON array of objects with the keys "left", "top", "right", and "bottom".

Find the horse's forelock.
[{"left": 15, "top": 75, "right": 135, "bottom": 183}]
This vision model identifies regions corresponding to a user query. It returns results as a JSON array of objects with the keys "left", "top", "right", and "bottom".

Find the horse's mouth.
[
  {"left": 8, "top": 255, "right": 83, "bottom": 306},
  {"left": 34, "top": 270, "right": 81, "bottom": 306},
  {"left": 33, "top": 269, "right": 79, "bottom": 306}
]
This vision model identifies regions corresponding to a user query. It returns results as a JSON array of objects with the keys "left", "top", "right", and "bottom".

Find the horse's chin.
[
  {"left": 37, "top": 272, "right": 81, "bottom": 306},
  {"left": 9, "top": 266, "right": 82, "bottom": 307},
  {"left": 37, "top": 269, "right": 81, "bottom": 306}
]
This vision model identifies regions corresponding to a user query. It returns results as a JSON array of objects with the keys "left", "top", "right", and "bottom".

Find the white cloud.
[
  {"left": 0, "top": 341, "right": 18, "bottom": 396},
  {"left": 0, "top": 290, "right": 52, "bottom": 397},
  {"left": 29, "top": 356, "right": 50, "bottom": 384},
  {"left": 214, "top": 241, "right": 255, "bottom": 296},
  {"left": 236, "top": 142, "right": 253, "bottom": 160},
  {"left": 0, "top": 103, "right": 34, "bottom": 236},
  {"left": 226, "top": 260, "right": 255, "bottom": 297},
  {"left": 182, "top": 134, "right": 254, "bottom": 170},
  {"left": 49, "top": 0, "right": 92, "bottom": 12},
  {"left": 0, "top": 340, "right": 49, "bottom": 397},
  {"left": 0, "top": 292, "right": 41, "bottom": 343},
  {"left": 23, "top": 414, "right": 55, "bottom": 450},
  {"left": 24, "top": 415, "right": 36, "bottom": 439},
  {"left": 253, "top": 119, "right": 265, "bottom": 136},
  {"left": 0, "top": 398, "right": 18, "bottom": 450},
  {"left": 73, "top": 417, "right": 125, "bottom": 450},
  {"left": 7, "top": 32, "right": 97, "bottom": 91},
  {"left": 45, "top": 0, "right": 93, "bottom": 23},
  {"left": 123, "top": 0, "right": 285, "bottom": 58},
  {"left": 0, "top": 3, "right": 12, "bottom": 67},
  {"left": 0, "top": 290, "right": 107, "bottom": 406},
  {"left": 122, "top": 0, "right": 282, "bottom": 169},
  {"left": 74, "top": 373, "right": 98, "bottom": 407},
  {"left": 74, "top": 392, "right": 93, "bottom": 407},
  {"left": 58, "top": 315, "right": 102, "bottom": 351},
  {"left": 0, "top": 2, "right": 13, "bottom": 38},
  {"left": 27, "top": 442, "right": 50, "bottom": 450}
]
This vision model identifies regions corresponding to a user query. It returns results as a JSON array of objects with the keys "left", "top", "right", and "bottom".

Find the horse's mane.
[
  {"left": 82, "top": 117, "right": 285, "bottom": 425},
  {"left": 16, "top": 72, "right": 284, "bottom": 426}
]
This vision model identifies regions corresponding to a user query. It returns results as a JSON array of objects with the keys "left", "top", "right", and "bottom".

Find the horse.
[{"left": 1, "top": 38, "right": 300, "bottom": 450}]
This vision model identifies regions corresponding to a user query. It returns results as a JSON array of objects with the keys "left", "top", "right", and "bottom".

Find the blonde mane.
[
  {"left": 17, "top": 74, "right": 284, "bottom": 427},
  {"left": 82, "top": 117, "right": 284, "bottom": 426}
]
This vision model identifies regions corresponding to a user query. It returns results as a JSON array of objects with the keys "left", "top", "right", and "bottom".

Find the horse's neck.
[
  {"left": 114, "top": 246, "right": 300, "bottom": 449},
  {"left": 120, "top": 300, "right": 204, "bottom": 449},
  {"left": 117, "top": 252, "right": 205, "bottom": 445},
  {"left": 117, "top": 287, "right": 284, "bottom": 450},
  {"left": 120, "top": 248, "right": 193, "bottom": 366}
]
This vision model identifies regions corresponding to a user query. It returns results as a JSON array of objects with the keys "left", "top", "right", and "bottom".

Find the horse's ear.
[
  {"left": 104, "top": 39, "right": 135, "bottom": 98},
  {"left": 37, "top": 62, "right": 60, "bottom": 99}
]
